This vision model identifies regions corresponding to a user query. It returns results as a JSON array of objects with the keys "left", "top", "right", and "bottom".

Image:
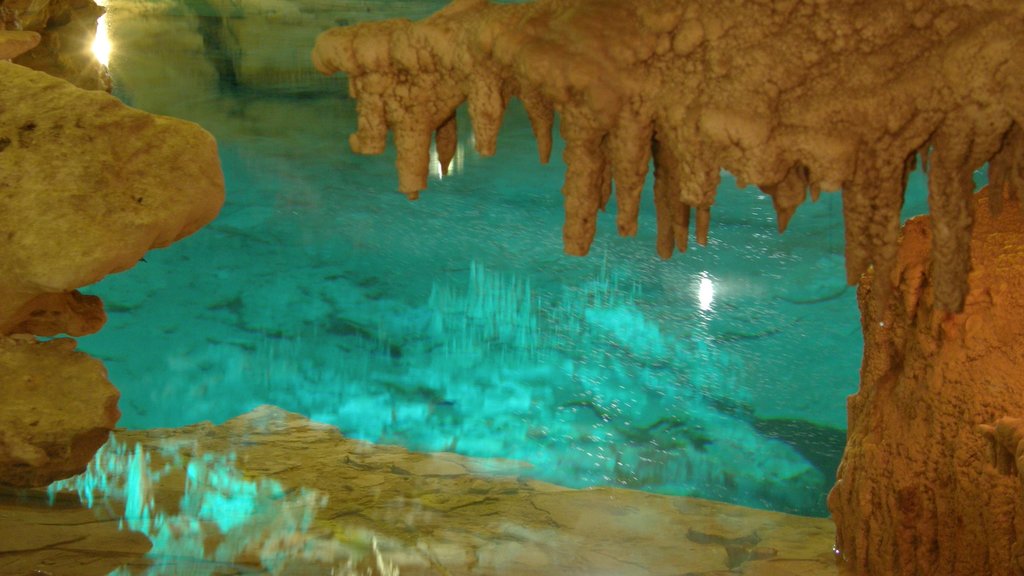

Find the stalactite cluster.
[{"left": 313, "top": 0, "right": 1024, "bottom": 311}]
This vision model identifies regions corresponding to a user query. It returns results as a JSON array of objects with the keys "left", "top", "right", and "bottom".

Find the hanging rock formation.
[
  {"left": 830, "top": 188, "right": 1024, "bottom": 576},
  {"left": 313, "top": 0, "right": 1024, "bottom": 312},
  {"left": 0, "top": 61, "right": 225, "bottom": 486}
]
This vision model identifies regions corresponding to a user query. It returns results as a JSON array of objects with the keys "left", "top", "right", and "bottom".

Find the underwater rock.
[
  {"left": 0, "top": 337, "right": 120, "bottom": 487},
  {"left": 314, "top": 0, "right": 1024, "bottom": 311},
  {"left": 0, "top": 29, "right": 40, "bottom": 59},
  {"left": 830, "top": 187, "right": 1024, "bottom": 575},
  {"left": 0, "top": 61, "right": 225, "bottom": 336}
]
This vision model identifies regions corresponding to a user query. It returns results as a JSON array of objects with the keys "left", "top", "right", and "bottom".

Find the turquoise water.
[{"left": 74, "top": 0, "right": 971, "bottom": 518}]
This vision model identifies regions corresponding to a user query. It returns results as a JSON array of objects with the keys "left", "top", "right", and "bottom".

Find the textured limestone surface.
[
  {"left": 0, "top": 29, "right": 39, "bottom": 59},
  {"left": 0, "top": 337, "right": 120, "bottom": 487},
  {"left": 0, "top": 61, "right": 225, "bottom": 336},
  {"left": 830, "top": 188, "right": 1024, "bottom": 576},
  {"left": 314, "top": 0, "right": 1024, "bottom": 311},
  {"left": 1, "top": 406, "right": 839, "bottom": 575}
]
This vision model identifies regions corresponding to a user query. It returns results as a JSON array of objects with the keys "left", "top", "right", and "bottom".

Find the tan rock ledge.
[
  {"left": 0, "top": 30, "right": 40, "bottom": 60},
  {"left": 0, "top": 405, "right": 838, "bottom": 575}
]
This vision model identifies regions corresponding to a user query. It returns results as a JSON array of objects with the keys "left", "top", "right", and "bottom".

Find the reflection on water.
[
  {"left": 48, "top": 435, "right": 398, "bottom": 575},
  {"left": 78, "top": 0, "right": 869, "bottom": 519},
  {"left": 29, "top": 406, "right": 840, "bottom": 575}
]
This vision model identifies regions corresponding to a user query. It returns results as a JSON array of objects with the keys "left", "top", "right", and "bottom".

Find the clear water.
[{"left": 74, "top": 0, "right": 974, "bottom": 518}]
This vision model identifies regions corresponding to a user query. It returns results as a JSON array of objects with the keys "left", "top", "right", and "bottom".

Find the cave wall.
[{"left": 2, "top": 0, "right": 111, "bottom": 90}]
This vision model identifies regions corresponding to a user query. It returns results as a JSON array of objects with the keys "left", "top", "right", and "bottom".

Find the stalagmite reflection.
[{"left": 47, "top": 436, "right": 398, "bottom": 575}]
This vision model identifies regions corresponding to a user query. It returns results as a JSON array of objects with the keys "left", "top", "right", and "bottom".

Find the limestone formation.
[
  {"left": 313, "top": 0, "right": 1024, "bottom": 311},
  {"left": 0, "top": 337, "right": 120, "bottom": 487},
  {"left": 830, "top": 188, "right": 1024, "bottom": 576},
  {"left": 0, "top": 29, "right": 38, "bottom": 59},
  {"left": 0, "top": 61, "right": 225, "bottom": 336},
  {"left": 0, "top": 61, "right": 224, "bottom": 488}
]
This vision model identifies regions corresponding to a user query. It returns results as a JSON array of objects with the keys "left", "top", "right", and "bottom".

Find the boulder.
[
  {"left": 0, "top": 337, "right": 120, "bottom": 487},
  {"left": 0, "top": 61, "right": 225, "bottom": 336}
]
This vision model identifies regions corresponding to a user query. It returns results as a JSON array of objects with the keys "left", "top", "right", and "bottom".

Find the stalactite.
[
  {"left": 520, "top": 89, "right": 554, "bottom": 164},
  {"left": 560, "top": 108, "right": 608, "bottom": 256},
  {"left": 466, "top": 70, "right": 508, "bottom": 157},
  {"left": 609, "top": 112, "right": 654, "bottom": 237},
  {"left": 313, "top": 0, "right": 1024, "bottom": 311},
  {"left": 652, "top": 137, "right": 687, "bottom": 258},
  {"left": 762, "top": 164, "right": 809, "bottom": 234},
  {"left": 989, "top": 123, "right": 1024, "bottom": 214}
]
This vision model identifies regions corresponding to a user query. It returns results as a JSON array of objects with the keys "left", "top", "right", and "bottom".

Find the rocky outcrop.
[
  {"left": 0, "top": 29, "right": 39, "bottom": 59},
  {"left": 0, "top": 337, "right": 120, "bottom": 487},
  {"left": 0, "top": 61, "right": 224, "bottom": 336},
  {"left": 830, "top": 188, "right": 1024, "bottom": 575},
  {"left": 0, "top": 60, "right": 224, "bottom": 487},
  {"left": 313, "top": 0, "right": 1024, "bottom": 312}
]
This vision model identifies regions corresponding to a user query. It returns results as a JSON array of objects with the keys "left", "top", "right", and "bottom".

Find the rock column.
[{"left": 831, "top": 188, "right": 1024, "bottom": 576}]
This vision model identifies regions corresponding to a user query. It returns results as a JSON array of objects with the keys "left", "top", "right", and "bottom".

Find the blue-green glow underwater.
[
  {"left": 66, "top": 0, "right": 988, "bottom": 531},
  {"left": 48, "top": 435, "right": 397, "bottom": 574}
]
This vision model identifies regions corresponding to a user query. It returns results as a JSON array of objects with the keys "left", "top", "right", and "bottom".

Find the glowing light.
[
  {"left": 48, "top": 435, "right": 398, "bottom": 574},
  {"left": 428, "top": 141, "right": 465, "bottom": 180},
  {"left": 697, "top": 273, "right": 714, "bottom": 311},
  {"left": 92, "top": 13, "right": 111, "bottom": 67}
]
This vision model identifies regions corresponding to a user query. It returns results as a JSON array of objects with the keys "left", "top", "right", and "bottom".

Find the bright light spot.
[
  {"left": 428, "top": 141, "right": 465, "bottom": 180},
  {"left": 697, "top": 273, "right": 714, "bottom": 311},
  {"left": 429, "top": 146, "right": 443, "bottom": 179},
  {"left": 92, "top": 13, "right": 111, "bottom": 67}
]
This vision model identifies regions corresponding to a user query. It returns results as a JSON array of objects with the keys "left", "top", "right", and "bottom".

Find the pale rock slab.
[{"left": 0, "top": 29, "right": 39, "bottom": 60}]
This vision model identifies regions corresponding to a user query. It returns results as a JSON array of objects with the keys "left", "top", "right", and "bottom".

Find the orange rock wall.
[{"left": 830, "top": 188, "right": 1024, "bottom": 575}]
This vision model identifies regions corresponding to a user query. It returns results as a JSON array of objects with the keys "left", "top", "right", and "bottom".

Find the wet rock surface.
[{"left": 1, "top": 406, "right": 838, "bottom": 575}]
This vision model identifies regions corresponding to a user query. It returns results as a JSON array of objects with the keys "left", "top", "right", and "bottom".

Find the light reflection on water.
[
  {"left": 78, "top": 0, "right": 868, "bottom": 518},
  {"left": 48, "top": 435, "right": 397, "bottom": 575}
]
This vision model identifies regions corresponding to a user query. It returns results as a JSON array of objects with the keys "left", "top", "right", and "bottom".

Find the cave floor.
[{"left": 0, "top": 406, "right": 837, "bottom": 575}]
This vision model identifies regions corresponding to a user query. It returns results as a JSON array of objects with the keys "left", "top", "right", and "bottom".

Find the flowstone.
[{"left": 831, "top": 188, "right": 1024, "bottom": 576}]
